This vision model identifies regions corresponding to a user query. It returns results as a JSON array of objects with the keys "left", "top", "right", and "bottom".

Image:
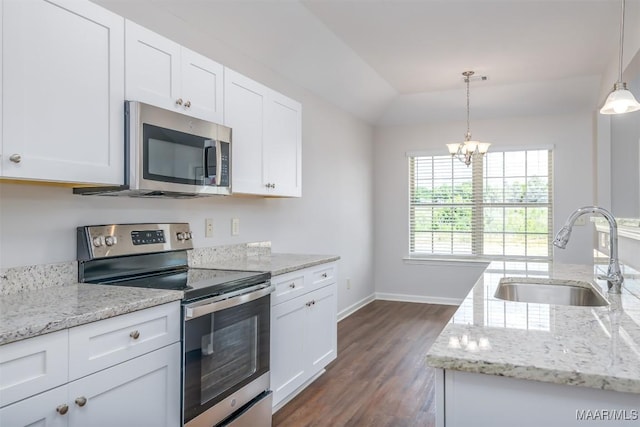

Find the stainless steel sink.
[{"left": 494, "top": 278, "right": 609, "bottom": 307}]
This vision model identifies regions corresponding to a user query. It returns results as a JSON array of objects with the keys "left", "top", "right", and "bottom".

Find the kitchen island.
[{"left": 427, "top": 262, "right": 640, "bottom": 426}]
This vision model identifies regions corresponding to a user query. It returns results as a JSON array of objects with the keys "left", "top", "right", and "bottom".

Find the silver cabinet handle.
[
  {"left": 9, "top": 154, "right": 21, "bottom": 163},
  {"left": 306, "top": 301, "right": 312, "bottom": 307},
  {"left": 321, "top": 273, "right": 328, "bottom": 278},
  {"left": 75, "top": 396, "right": 87, "bottom": 407},
  {"left": 130, "top": 330, "right": 140, "bottom": 340},
  {"left": 56, "top": 404, "right": 69, "bottom": 415},
  {"left": 289, "top": 283, "right": 296, "bottom": 288},
  {"left": 185, "top": 100, "right": 191, "bottom": 108},
  {"left": 176, "top": 98, "right": 183, "bottom": 106}
]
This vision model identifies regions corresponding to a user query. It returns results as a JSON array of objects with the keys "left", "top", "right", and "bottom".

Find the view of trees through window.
[{"left": 409, "top": 149, "right": 552, "bottom": 260}]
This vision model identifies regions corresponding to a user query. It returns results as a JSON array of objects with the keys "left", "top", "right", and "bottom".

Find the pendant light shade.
[
  {"left": 600, "top": 82, "right": 640, "bottom": 114},
  {"left": 600, "top": 0, "right": 640, "bottom": 115}
]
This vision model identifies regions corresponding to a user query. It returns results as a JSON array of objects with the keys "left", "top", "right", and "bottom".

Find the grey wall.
[{"left": 373, "top": 113, "right": 596, "bottom": 302}]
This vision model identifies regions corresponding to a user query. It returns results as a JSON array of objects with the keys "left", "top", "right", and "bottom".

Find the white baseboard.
[
  {"left": 375, "top": 292, "right": 461, "bottom": 306},
  {"left": 337, "top": 293, "right": 375, "bottom": 322}
]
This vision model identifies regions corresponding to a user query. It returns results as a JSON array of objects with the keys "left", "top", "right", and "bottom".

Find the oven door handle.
[{"left": 184, "top": 284, "right": 274, "bottom": 320}]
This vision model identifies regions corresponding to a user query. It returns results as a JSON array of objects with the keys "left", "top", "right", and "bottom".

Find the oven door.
[{"left": 183, "top": 286, "right": 273, "bottom": 427}]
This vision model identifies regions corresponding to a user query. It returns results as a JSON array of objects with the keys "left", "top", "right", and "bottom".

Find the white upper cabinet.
[
  {"left": 224, "top": 67, "right": 302, "bottom": 197},
  {"left": 125, "top": 21, "right": 223, "bottom": 124},
  {"left": 2, "top": 0, "right": 125, "bottom": 184},
  {"left": 266, "top": 91, "right": 302, "bottom": 197},
  {"left": 224, "top": 68, "right": 268, "bottom": 195}
]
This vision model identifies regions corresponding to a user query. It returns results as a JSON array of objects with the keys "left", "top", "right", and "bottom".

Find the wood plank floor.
[{"left": 272, "top": 300, "right": 457, "bottom": 427}]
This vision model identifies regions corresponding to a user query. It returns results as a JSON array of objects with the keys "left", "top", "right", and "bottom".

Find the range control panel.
[{"left": 77, "top": 223, "right": 193, "bottom": 260}]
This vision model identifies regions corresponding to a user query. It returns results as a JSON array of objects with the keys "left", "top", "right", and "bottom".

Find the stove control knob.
[
  {"left": 176, "top": 232, "right": 186, "bottom": 241},
  {"left": 105, "top": 236, "right": 117, "bottom": 246},
  {"left": 92, "top": 236, "right": 105, "bottom": 247},
  {"left": 186, "top": 231, "right": 193, "bottom": 240}
]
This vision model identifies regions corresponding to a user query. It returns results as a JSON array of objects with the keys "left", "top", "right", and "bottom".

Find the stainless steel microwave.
[{"left": 74, "top": 101, "right": 231, "bottom": 198}]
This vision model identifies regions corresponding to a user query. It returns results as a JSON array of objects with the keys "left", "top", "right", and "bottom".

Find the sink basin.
[{"left": 494, "top": 278, "right": 609, "bottom": 307}]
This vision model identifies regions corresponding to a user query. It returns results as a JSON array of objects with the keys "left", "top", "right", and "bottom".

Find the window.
[{"left": 409, "top": 149, "right": 553, "bottom": 260}]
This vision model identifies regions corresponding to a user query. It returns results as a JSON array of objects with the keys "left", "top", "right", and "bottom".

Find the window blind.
[{"left": 409, "top": 149, "right": 553, "bottom": 260}]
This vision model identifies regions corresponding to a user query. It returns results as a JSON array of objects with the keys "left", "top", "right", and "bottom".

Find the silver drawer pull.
[
  {"left": 9, "top": 154, "right": 22, "bottom": 163},
  {"left": 185, "top": 100, "right": 191, "bottom": 108},
  {"left": 321, "top": 273, "right": 328, "bottom": 278},
  {"left": 289, "top": 283, "right": 296, "bottom": 289},
  {"left": 130, "top": 330, "right": 140, "bottom": 340},
  {"left": 175, "top": 98, "right": 183, "bottom": 106},
  {"left": 75, "top": 396, "right": 87, "bottom": 407},
  {"left": 306, "top": 301, "right": 312, "bottom": 307},
  {"left": 56, "top": 404, "right": 69, "bottom": 415}
]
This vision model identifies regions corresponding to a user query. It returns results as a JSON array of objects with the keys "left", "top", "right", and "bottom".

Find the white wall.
[
  {"left": 373, "top": 113, "right": 595, "bottom": 301},
  {"left": 0, "top": 1, "right": 376, "bottom": 315}
]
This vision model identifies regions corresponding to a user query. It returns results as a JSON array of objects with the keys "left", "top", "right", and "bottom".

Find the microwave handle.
[{"left": 203, "top": 146, "right": 213, "bottom": 179}]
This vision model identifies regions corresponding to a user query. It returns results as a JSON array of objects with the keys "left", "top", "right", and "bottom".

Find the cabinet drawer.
[
  {"left": 68, "top": 302, "right": 180, "bottom": 380},
  {"left": 271, "top": 272, "right": 306, "bottom": 306},
  {"left": 312, "top": 264, "right": 336, "bottom": 286},
  {"left": 0, "top": 330, "right": 68, "bottom": 408}
]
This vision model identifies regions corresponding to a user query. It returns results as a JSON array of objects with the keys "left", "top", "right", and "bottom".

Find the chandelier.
[
  {"left": 446, "top": 71, "right": 490, "bottom": 166},
  {"left": 600, "top": 0, "right": 640, "bottom": 114}
]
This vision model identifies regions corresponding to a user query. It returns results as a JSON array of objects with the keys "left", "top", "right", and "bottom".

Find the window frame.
[{"left": 407, "top": 146, "right": 553, "bottom": 261}]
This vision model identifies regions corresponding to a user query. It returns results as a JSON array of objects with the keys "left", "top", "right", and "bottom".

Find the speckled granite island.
[{"left": 427, "top": 262, "right": 640, "bottom": 427}]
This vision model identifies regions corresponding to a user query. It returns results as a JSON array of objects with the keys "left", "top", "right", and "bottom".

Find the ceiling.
[{"left": 110, "top": 0, "right": 624, "bottom": 125}]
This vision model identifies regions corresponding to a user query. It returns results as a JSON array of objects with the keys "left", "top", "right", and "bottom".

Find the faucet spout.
[{"left": 553, "top": 206, "right": 623, "bottom": 293}]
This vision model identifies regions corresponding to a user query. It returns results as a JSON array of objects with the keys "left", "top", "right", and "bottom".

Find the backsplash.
[
  {"left": 0, "top": 242, "right": 272, "bottom": 296},
  {"left": 0, "top": 261, "right": 77, "bottom": 296},
  {"left": 188, "top": 241, "right": 271, "bottom": 266}
]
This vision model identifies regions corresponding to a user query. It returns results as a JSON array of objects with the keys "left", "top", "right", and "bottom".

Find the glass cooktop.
[{"left": 88, "top": 268, "right": 270, "bottom": 302}]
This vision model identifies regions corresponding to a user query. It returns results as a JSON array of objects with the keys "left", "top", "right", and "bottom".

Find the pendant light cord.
[{"left": 618, "top": 0, "right": 625, "bottom": 83}]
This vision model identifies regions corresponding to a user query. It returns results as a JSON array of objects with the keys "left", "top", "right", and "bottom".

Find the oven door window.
[
  {"left": 143, "top": 123, "right": 215, "bottom": 186},
  {"left": 183, "top": 295, "right": 270, "bottom": 424}
]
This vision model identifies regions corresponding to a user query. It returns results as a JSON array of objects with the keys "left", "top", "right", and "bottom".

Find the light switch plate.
[{"left": 231, "top": 218, "right": 240, "bottom": 236}]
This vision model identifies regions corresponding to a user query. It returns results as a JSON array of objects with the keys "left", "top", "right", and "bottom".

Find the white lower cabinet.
[
  {"left": 68, "top": 342, "right": 180, "bottom": 427},
  {"left": 0, "top": 302, "right": 180, "bottom": 427},
  {"left": 0, "top": 385, "right": 68, "bottom": 427},
  {"left": 270, "top": 263, "right": 337, "bottom": 409},
  {"left": 436, "top": 369, "right": 640, "bottom": 427}
]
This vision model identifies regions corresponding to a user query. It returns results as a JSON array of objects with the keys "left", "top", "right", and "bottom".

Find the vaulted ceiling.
[{"left": 97, "top": 0, "right": 627, "bottom": 125}]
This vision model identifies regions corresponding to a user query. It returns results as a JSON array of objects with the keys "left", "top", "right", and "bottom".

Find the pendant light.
[
  {"left": 600, "top": 0, "right": 640, "bottom": 115},
  {"left": 446, "top": 71, "right": 490, "bottom": 166}
]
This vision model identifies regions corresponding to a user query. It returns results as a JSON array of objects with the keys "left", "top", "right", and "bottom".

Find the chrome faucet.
[{"left": 553, "top": 206, "right": 623, "bottom": 293}]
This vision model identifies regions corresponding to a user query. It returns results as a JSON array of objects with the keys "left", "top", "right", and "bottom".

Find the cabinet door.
[
  {"left": 270, "top": 296, "right": 308, "bottom": 406},
  {"left": 68, "top": 343, "right": 181, "bottom": 427},
  {"left": 181, "top": 48, "right": 224, "bottom": 123},
  {"left": 224, "top": 68, "right": 268, "bottom": 195},
  {"left": 0, "top": 329, "right": 68, "bottom": 407},
  {"left": 125, "top": 20, "right": 181, "bottom": 112},
  {"left": 2, "top": 0, "right": 124, "bottom": 184},
  {"left": 265, "top": 91, "right": 302, "bottom": 197},
  {"left": 306, "top": 284, "right": 337, "bottom": 373},
  {"left": 0, "top": 385, "right": 68, "bottom": 427}
]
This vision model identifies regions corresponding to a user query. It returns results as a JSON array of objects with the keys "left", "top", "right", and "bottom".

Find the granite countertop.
[
  {"left": 192, "top": 253, "right": 340, "bottom": 276},
  {"left": 426, "top": 262, "right": 640, "bottom": 394},
  {"left": 0, "top": 284, "right": 183, "bottom": 345}
]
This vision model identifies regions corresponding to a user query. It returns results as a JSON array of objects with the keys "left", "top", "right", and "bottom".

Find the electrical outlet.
[
  {"left": 346, "top": 279, "right": 351, "bottom": 290},
  {"left": 574, "top": 216, "right": 587, "bottom": 226},
  {"left": 231, "top": 218, "right": 240, "bottom": 236},
  {"left": 205, "top": 218, "right": 214, "bottom": 238}
]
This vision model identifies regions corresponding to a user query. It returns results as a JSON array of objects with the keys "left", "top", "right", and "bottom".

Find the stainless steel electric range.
[{"left": 77, "top": 223, "right": 274, "bottom": 427}]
